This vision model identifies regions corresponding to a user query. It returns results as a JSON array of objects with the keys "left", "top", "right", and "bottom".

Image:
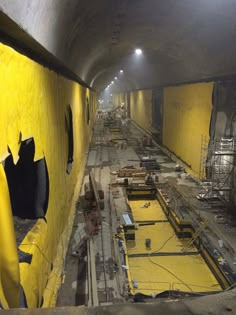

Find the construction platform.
[{"left": 124, "top": 198, "right": 222, "bottom": 295}]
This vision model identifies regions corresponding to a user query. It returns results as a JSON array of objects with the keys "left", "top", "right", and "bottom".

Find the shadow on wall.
[{"left": 87, "top": 97, "right": 90, "bottom": 125}]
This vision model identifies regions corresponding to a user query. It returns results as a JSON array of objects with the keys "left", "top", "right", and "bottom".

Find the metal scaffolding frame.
[{"left": 199, "top": 137, "right": 236, "bottom": 205}]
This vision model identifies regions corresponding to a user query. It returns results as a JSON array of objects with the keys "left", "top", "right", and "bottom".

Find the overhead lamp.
[
  {"left": 111, "top": 81, "right": 114, "bottom": 84},
  {"left": 135, "top": 48, "right": 142, "bottom": 55},
  {"left": 120, "top": 70, "right": 123, "bottom": 73},
  {"left": 114, "top": 77, "right": 118, "bottom": 80},
  {"left": 110, "top": 94, "right": 113, "bottom": 96}
]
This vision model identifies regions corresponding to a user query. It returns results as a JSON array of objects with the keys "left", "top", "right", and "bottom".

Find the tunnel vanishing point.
[{"left": 1, "top": 1, "right": 236, "bottom": 315}]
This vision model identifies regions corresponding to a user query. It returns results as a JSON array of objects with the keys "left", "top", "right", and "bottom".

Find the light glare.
[{"left": 135, "top": 48, "right": 142, "bottom": 55}]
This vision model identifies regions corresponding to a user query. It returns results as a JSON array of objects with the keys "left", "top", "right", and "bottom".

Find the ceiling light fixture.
[
  {"left": 120, "top": 70, "right": 123, "bottom": 73},
  {"left": 135, "top": 48, "right": 142, "bottom": 55}
]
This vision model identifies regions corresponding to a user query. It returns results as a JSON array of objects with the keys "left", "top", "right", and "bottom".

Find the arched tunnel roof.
[{"left": 0, "top": 0, "right": 236, "bottom": 91}]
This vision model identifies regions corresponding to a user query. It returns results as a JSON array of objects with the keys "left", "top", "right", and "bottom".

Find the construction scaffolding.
[
  {"left": 199, "top": 135, "right": 209, "bottom": 180},
  {"left": 199, "top": 137, "right": 236, "bottom": 205}
]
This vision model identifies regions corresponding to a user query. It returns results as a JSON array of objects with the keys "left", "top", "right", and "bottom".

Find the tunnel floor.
[{"left": 57, "top": 115, "right": 236, "bottom": 306}]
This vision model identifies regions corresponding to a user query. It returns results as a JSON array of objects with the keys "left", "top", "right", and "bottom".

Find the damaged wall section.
[
  {"left": 66, "top": 105, "right": 74, "bottom": 174},
  {"left": 4, "top": 138, "right": 49, "bottom": 219},
  {"left": 0, "top": 42, "right": 96, "bottom": 309}
]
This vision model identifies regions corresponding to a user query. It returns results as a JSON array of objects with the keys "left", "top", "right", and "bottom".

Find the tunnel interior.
[{"left": 0, "top": 1, "right": 236, "bottom": 313}]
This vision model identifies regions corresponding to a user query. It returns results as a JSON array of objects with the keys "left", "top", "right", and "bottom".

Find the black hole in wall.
[
  {"left": 66, "top": 104, "right": 74, "bottom": 174},
  {"left": 4, "top": 138, "right": 49, "bottom": 220},
  {"left": 86, "top": 97, "right": 90, "bottom": 125}
]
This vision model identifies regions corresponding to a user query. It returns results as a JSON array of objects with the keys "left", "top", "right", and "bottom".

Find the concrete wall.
[
  {"left": 0, "top": 42, "right": 96, "bottom": 308},
  {"left": 130, "top": 90, "right": 153, "bottom": 132},
  {"left": 163, "top": 83, "right": 213, "bottom": 176},
  {"left": 1, "top": 1, "right": 236, "bottom": 91}
]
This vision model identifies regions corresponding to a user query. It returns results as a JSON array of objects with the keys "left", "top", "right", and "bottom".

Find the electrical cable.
[
  {"left": 126, "top": 200, "right": 197, "bottom": 292},
  {"left": 125, "top": 220, "right": 195, "bottom": 292},
  {"left": 147, "top": 255, "right": 193, "bottom": 292},
  {"left": 20, "top": 243, "right": 63, "bottom": 269},
  {"left": 146, "top": 233, "right": 195, "bottom": 292},
  {"left": 149, "top": 233, "right": 175, "bottom": 254}
]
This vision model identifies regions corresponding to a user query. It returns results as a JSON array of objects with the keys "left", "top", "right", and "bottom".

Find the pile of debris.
[{"left": 83, "top": 173, "right": 105, "bottom": 235}]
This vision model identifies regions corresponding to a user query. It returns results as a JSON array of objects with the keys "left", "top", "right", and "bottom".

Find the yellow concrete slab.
[
  {"left": 127, "top": 255, "right": 222, "bottom": 295},
  {"left": 126, "top": 223, "right": 197, "bottom": 255},
  {"left": 128, "top": 199, "right": 167, "bottom": 222}
]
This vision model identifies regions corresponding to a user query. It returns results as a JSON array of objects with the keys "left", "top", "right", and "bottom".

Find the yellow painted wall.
[
  {"left": 113, "top": 93, "right": 119, "bottom": 106},
  {"left": 130, "top": 90, "right": 152, "bottom": 132},
  {"left": 0, "top": 43, "right": 96, "bottom": 308},
  {"left": 113, "top": 92, "right": 126, "bottom": 107},
  {"left": 163, "top": 83, "right": 213, "bottom": 176}
]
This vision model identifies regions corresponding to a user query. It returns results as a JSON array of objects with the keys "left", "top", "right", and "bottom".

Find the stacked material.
[{"left": 140, "top": 158, "right": 160, "bottom": 170}]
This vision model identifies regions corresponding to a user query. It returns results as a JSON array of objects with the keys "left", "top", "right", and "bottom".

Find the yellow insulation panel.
[
  {"left": 128, "top": 255, "right": 222, "bottom": 295},
  {"left": 126, "top": 197, "right": 222, "bottom": 295},
  {"left": 163, "top": 83, "right": 213, "bottom": 177},
  {"left": 130, "top": 90, "right": 152, "bottom": 132},
  {"left": 113, "top": 93, "right": 126, "bottom": 107},
  {"left": 0, "top": 42, "right": 96, "bottom": 308},
  {"left": 128, "top": 199, "right": 166, "bottom": 222},
  {"left": 126, "top": 223, "right": 197, "bottom": 255}
]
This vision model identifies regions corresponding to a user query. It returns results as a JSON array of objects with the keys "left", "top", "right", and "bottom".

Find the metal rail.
[{"left": 87, "top": 238, "right": 99, "bottom": 307}]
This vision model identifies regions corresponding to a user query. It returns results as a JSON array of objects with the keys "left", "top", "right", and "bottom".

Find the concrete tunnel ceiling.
[{"left": 0, "top": 0, "right": 236, "bottom": 91}]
